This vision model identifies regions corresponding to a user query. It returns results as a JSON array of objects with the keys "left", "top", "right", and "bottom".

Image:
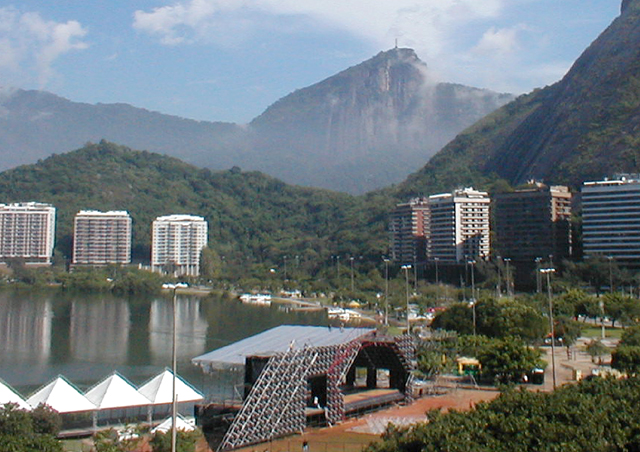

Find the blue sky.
[{"left": 0, "top": 0, "right": 620, "bottom": 123}]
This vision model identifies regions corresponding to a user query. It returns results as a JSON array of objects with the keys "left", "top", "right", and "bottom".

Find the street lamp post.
[
  {"left": 535, "top": 257, "right": 542, "bottom": 293},
  {"left": 540, "top": 268, "right": 556, "bottom": 389},
  {"left": 383, "top": 258, "right": 390, "bottom": 326},
  {"left": 401, "top": 265, "right": 411, "bottom": 332},
  {"left": 162, "top": 282, "right": 188, "bottom": 452},
  {"left": 350, "top": 257, "right": 355, "bottom": 292},
  {"left": 283, "top": 255, "right": 288, "bottom": 285},
  {"left": 468, "top": 260, "right": 477, "bottom": 351},
  {"left": 608, "top": 256, "right": 614, "bottom": 293},
  {"left": 504, "top": 258, "right": 512, "bottom": 297}
]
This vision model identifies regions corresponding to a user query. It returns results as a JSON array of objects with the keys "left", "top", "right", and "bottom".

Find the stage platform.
[{"left": 344, "top": 388, "right": 404, "bottom": 416}]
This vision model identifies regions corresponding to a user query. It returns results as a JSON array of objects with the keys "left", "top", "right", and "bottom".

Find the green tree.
[
  {"left": 476, "top": 336, "right": 543, "bottom": 384},
  {"left": 149, "top": 430, "right": 201, "bottom": 452},
  {"left": 611, "top": 345, "right": 640, "bottom": 375},
  {"left": 585, "top": 339, "right": 609, "bottom": 363},
  {"left": 0, "top": 403, "right": 63, "bottom": 452}
]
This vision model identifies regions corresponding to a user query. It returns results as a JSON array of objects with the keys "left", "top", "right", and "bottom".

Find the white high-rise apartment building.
[
  {"left": 0, "top": 202, "right": 56, "bottom": 265},
  {"left": 72, "top": 211, "right": 132, "bottom": 265},
  {"left": 427, "top": 188, "right": 490, "bottom": 263},
  {"left": 582, "top": 175, "right": 640, "bottom": 263},
  {"left": 151, "top": 215, "right": 208, "bottom": 276}
]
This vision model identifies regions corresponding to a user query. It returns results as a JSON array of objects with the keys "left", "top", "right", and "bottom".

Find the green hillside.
[
  {"left": 0, "top": 141, "right": 393, "bottom": 273},
  {"left": 396, "top": 1, "right": 640, "bottom": 198}
]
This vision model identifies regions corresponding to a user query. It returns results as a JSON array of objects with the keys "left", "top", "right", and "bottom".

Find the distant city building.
[
  {"left": 389, "top": 198, "right": 429, "bottom": 264},
  {"left": 427, "top": 188, "right": 490, "bottom": 263},
  {"left": 151, "top": 214, "right": 208, "bottom": 276},
  {"left": 72, "top": 210, "right": 132, "bottom": 266},
  {"left": 493, "top": 184, "right": 572, "bottom": 263},
  {"left": 582, "top": 175, "right": 640, "bottom": 263},
  {"left": 0, "top": 202, "right": 56, "bottom": 265}
]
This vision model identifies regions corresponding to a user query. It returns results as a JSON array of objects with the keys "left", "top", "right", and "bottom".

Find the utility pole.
[
  {"left": 162, "top": 282, "right": 188, "bottom": 452},
  {"left": 383, "top": 258, "right": 390, "bottom": 326},
  {"left": 401, "top": 265, "right": 411, "bottom": 332},
  {"left": 540, "top": 268, "right": 556, "bottom": 389}
]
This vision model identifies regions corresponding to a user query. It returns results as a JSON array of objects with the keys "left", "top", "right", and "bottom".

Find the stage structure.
[{"left": 192, "top": 325, "right": 415, "bottom": 451}]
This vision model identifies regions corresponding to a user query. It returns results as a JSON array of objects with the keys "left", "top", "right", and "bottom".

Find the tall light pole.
[
  {"left": 468, "top": 260, "right": 476, "bottom": 303},
  {"left": 283, "top": 255, "right": 288, "bottom": 285},
  {"left": 383, "top": 258, "right": 390, "bottom": 326},
  {"left": 608, "top": 255, "right": 614, "bottom": 293},
  {"left": 401, "top": 265, "right": 411, "bottom": 332},
  {"left": 434, "top": 257, "right": 439, "bottom": 285},
  {"left": 540, "top": 268, "right": 556, "bottom": 389},
  {"left": 350, "top": 256, "right": 355, "bottom": 292},
  {"left": 468, "top": 260, "right": 477, "bottom": 352},
  {"left": 504, "top": 258, "right": 512, "bottom": 297},
  {"left": 162, "top": 282, "right": 188, "bottom": 452}
]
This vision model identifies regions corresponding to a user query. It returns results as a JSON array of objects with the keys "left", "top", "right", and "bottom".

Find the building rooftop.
[{"left": 192, "top": 325, "right": 374, "bottom": 371}]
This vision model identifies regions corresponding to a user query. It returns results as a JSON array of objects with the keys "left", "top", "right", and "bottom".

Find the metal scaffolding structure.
[{"left": 215, "top": 330, "right": 415, "bottom": 451}]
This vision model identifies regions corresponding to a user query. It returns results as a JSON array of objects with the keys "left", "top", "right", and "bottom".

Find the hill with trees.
[
  {"left": 0, "top": 141, "right": 393, "bottom": 280},
  {"left": 396, "top": 0, "right": 640, "bottom": 198}
]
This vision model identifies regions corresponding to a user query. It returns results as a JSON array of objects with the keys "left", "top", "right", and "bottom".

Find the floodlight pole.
[
  {"left": 401, "top": 265, "right": 411, "bottom": 332},
  {"left": 540, "top": 269, "right": 556, "bottom": 389},
  {"left": 383, "top": 258, "right": 390, "bottom": 326},
  {"left": 163, "top": 282, "right": 188, "bottom": 452}
]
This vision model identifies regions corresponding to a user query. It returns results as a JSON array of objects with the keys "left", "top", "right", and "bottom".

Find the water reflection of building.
[
  {"left": 149, "top": 297, "right": 208, "bottom": 364},
  {"left": 0, "top": 297, "right": 52, "bottom": 362},
  {"left": 69, "top": 298, "right": 130, "bottom": 363}
]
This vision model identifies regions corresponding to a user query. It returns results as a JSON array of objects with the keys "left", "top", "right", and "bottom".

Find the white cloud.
[
  {"left": 133, "top": 0, "right": 504, "bottom": 55},
  {"left": 472, "top": 25, "right": 526, "bottom": 56},
  {"left": 0, "top": 7, "right": 88, "bottom": 87}
]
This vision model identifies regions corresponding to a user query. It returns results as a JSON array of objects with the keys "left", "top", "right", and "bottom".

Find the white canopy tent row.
[
  {"left": 151, "top": 414, "right": 196, "bottom": 434},
  {"left": 85, "top": 372, "right": 154, "bottom": 428},
  {"left": 26, "top": 375, "right": 97, "bottom": 431},
  {"left": 138, "top": 369, "right": 204, "bottom": 421},
  {"left": 6, "top": 369, "right": 203, "bottom": 433},
  {"left": 0, "top": 378, "right": 31, "bottom": 410}
]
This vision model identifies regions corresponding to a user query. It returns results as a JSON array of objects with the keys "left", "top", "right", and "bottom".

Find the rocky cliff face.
[
  {"left": 248, "top": 48, "right": 512, "bottom": 193},
  {"left": 400, "top": 0, "right": 640, "bottom": 196}
]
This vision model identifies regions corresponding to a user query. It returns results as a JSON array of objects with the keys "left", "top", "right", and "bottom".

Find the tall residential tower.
[
  {"left": 493, "top": 184, "right": 572, "bottom": 263},
  {"left": 582, "top": 175, "right": 640, "bottom": 264},
  {"left": 389, "top": 198, "right": 429, "bottom": 264},
  {"left": 427, "top": 188, "right": 490, "bottom": 263},
  {"left": 72, "top": 210, "right": 132, "bottom": 266},
  {"left": 151, "top": 214, "right": 208, "bottom": 276},
  {"left": 0, "top": 202, "right": 56, "bottom": 265}
]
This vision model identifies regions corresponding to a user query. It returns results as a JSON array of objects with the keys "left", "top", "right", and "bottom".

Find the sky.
[{"left": 0, "top": 0, "right": 621, "bottom": 124}]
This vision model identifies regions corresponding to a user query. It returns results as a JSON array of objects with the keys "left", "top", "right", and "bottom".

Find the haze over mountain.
[
  {"left": 399, "top": 0, "right": 640, "bottom": 197},
  {"left": 0, "top": 48, "right": 511, "bottom": 194}
]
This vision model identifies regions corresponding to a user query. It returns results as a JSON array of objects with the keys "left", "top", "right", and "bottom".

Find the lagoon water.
[{"left": 0, "top": 290, "right": 327, "bottom": 398}]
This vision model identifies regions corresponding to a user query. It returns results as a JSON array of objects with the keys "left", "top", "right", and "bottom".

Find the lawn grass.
[{"left": 581, "top": 326, "right": 624, "bottom": 339}]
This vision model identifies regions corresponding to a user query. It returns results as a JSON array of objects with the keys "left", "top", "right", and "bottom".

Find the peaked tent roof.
[
  {"left": 151, "top": 414, "right": 196, "bottom": 434},
  {"left": 0, "top": 379, "right": 31, "bottom": 410},
  {"left": 27, "top": 376, "right": 96, "bottom": 413},
  {"left": 138, "top": 369, "right": 203, "bottom": 405},
  {"left": 85, "top": 372, "right": 151, "bottom": 410},
  {"left": 192, "top": 325, "right": 374, "bottom": 370}
]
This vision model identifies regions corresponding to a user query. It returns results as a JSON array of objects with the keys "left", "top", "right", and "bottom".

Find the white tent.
[
  {"left": 151, "top": 414, "right": 196, "bottom": 434},
  {"left": 138, "top": 369, "right": 202, "bottom": 405},
  {"left": 85, "top": 372, "right": 150, "bottom": 409},
  {"left": 27, "top": 376, "right": 96, "bottom": 413},
  {"left": 0, "top": 379, "right": 30, "bottom": 410}
]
